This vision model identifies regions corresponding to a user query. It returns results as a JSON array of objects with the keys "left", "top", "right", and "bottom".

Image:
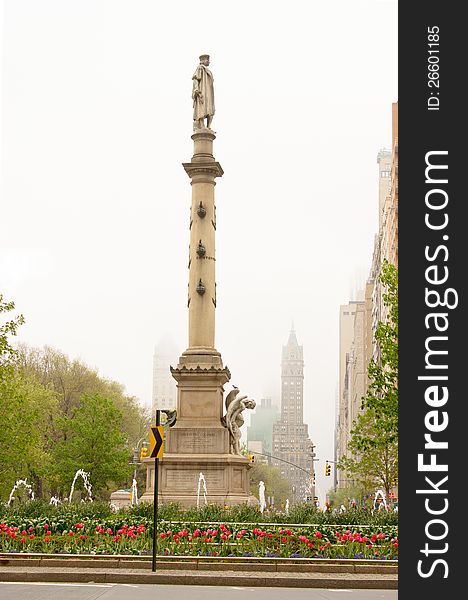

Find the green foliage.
[
  {"left": 17, "top": 345, "right": 151, "bottom": 450},
  {"left": 338, "top": 409, "right": 398, "bottom": 496},
  {"left": 50, "top": 394, "right": 132, "bottom": 498},
  {"left": 106, "top": 501, "right": 398, "bottom": 526},
  {"left": 0, "top": 373, "right": 57, "bottom": 500},
  {"left": 0, "top": 296, "right": 56, "bottom": 500},
  {"left": 248, "top": 462, "right": 292, "bottom": 505},
  {"left": 0, "top": 499, "right": 398, "bottom": 529},
  {"left": 0, "top": 294, "right": 25, "bottom": 367},
  {"left": 363, "top": 260, "right": 398, "bottom": 437}
]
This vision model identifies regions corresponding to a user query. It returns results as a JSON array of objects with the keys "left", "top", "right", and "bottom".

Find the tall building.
[
  {"left": 370, "top": 148, "right": 392, "bottom": 359},
  {"left": 371, "top": 102, "right": 398, "bottom": 352},
  {"left": 152, "top": 336, "right": 178, "bottom": 419},
  {"left": 335, "top": 300, "right": 366, "bottom": 488},
  {"left": 272, "top": 327, "right": 314, "bottom": 502},
  {"left": 247, "top": 398, "right": 279, "bottom": 462},
  {"left": 335, "top": 103, "right": 399, "bottom": 490},
  {"left": 382, "top": 102, "right": 399, "bottom": 270}
]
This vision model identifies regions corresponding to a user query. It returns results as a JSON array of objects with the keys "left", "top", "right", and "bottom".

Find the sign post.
[{"left": 151, "top": 411, "right": 164, "bottom": 572}]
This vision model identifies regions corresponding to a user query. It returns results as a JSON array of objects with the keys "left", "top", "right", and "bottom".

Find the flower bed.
[{"left": 0, "top": 520, "right": 398, "bottom": 559}]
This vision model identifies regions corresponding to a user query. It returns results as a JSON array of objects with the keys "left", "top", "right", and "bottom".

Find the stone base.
[
  {"left": 109, "top": 489, "right": 131, "bottom": 509},
  {"left": 139, "top": 453, "right": 258, "bottom": 508}
]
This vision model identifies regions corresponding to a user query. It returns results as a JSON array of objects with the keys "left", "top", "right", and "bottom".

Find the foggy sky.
[{"left": 0, "top": 0, "right": 397, "bottom": 502}]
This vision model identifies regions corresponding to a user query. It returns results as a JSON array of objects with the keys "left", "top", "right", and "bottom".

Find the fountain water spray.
[
  {"left": 197, "top": 472, "right": 208, "bottom": 509},
  {"left": 285, "top": 498, "right": 289, "bottom": 515},
  {"left": 131, "top": 477, "right": 138, "bottom": 506},
  {"left": 258, "top": 481, "right": 266, "bottom": 514},
  {"left": 68, "top": 469, "right": 93, "bottom": 503},
  {"left": 49, "top": 495, "right": 61, "bottom": 507},
  {"left": 7, "top": 479, "right": 35, "bottom": 506}
]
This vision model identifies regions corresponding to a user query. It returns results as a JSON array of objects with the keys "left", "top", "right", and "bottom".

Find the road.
[{"left": 0, "top": 583, "right": 397, "bottom": 599}]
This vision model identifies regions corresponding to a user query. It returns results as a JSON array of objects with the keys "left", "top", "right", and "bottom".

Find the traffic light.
[
  {"left": 325, "top": 461, "right": 331, "bottom": 476},
  {"left": 312, "top": 472, "right": 316, "bottom": 485},
  {"left": 140, "top": 446, "right": 148, "bottom": 461},
  {"left": 248, "top": 454, "right": 255, "bottom": 463}
]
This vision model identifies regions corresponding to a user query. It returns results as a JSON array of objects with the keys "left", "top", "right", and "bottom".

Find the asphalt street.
[{"left": 0, "top": 583, "right": 398, "bottom": 600}]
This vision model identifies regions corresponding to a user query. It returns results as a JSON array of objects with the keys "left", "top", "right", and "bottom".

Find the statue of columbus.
[{"left": 192, "top": 54, "right": 215, "bottom": 130}]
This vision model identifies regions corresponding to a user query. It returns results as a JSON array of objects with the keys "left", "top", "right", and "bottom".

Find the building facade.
[
  {"left": 335, "top": 300, "right": 366, "bottom": 488},
  {"left": 272, "top": 327, "right": 314, "bottom": 502},
  {"left": 335, "top": 103, "right": 399, "bottom": 490},
  {"left": 151, "top": 337, "right": 178, "bottom": 419},
  {"left": 247, "top": 397, "right": 279, "bottom": 463}
]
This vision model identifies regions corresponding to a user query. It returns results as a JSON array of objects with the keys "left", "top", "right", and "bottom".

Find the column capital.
[{"left": 183, "top": 161, "right": 224, "bottom": 181}]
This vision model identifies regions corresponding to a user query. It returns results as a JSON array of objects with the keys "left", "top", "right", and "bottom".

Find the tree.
[
  {"left": 338, "top": 409, "right": 397, "bottom": 497},
  {"left": 0, "top": 293, "right": 24, "bottom": 369},
  {"left": 338, "top": 261, "right": 398, "bottom": 497},
  {"left": 249, "top": 462, "right": 292, "bottom": 505},
  {"left": 364, "top": 260, "right": 398, "bottom": 439},
  {"left": 50, "top": 393, "right": 132, "bottom": 498},
  {"left": 17, "top": 345, "right": 151, "bottom": 450},
  {"left": 0, "top": 294, "right": 57, "bottom": 500},
  {"left": 0, "top": 374, "right": 57, "bottom": 501}
]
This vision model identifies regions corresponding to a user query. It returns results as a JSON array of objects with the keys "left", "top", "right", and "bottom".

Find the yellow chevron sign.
[{"left": 149, "top": 426, "right": 164, "bottom": 459}]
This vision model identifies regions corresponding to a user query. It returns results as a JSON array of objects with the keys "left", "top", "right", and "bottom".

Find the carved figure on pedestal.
[
  {"left": 192, "top": 54, "right": 215, "bottom": 130},
  {"left": 221, "top": 387, "right": 256, "bottom": 455}
]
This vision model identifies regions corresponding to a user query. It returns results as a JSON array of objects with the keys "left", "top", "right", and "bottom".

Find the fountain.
[
  {"left": 49, "top": 495, "right": 61, "bottom": 507},
  {"left": 7, "top": 479, "right": 35, "bottom": 506},
  {"left": 68, "top": 469, "right": 93, "bottom": 503},
  {"left": 373, "top": 489, "right": 388, "bottom": 511},
  {"left": 197, "top": 472, "right": 208, "bottom": 509},
  {"left": 285, "top": 498, "right": 289, "bottom": 515},
  {"left": 258, "top": 481, "right": 266, "bottom": 514},
  {"left": 131, "top": 477, "right": 138, "bottom": 506}
]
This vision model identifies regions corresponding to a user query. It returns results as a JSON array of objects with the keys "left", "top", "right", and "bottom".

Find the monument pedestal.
[
  {"left": 140, "top": 357, "right": 257, "bottom": 507},
  {"left": 140, "top": 453, "right": 256, "bottom": 507}
]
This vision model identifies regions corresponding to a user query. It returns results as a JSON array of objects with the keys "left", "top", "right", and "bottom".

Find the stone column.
[{"left": 182, "top": 129, "right": 223, "bottom": 365}]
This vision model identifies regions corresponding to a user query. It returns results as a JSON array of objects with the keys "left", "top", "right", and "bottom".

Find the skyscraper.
[
  {"left": 151, "top": 336, "right": 178, "bottom": 419},
  {"left": 247, "top": 397, "right": 279, "bottom": 461},
  {"left": 272, "top": 327, "right": 314, "bottom": 501}
]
